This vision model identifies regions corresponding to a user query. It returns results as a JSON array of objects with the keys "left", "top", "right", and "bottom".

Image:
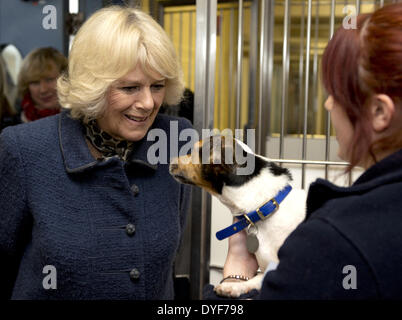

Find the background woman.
[{"left": 17, "top": 47, "right": 67, "bottom": 122}]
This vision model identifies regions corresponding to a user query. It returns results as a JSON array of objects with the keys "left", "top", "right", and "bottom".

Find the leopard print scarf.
[{"left": 84, "top": 119, "right": 133, "bottom": 161}]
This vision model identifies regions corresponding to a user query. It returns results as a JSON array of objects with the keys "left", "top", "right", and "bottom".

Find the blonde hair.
[
  {"left": 57, "top": 6, "right": 184, "bottom": 122},
  {"left": 17, "top": 47, "right": 67, "bottom": 98},
  {"left": 1, "top": 59, "right": 13, "bottom": 119}
]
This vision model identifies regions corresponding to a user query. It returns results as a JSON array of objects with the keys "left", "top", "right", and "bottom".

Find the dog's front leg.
[{"left": 214, "top": 273, "right": 264, "bottom": 298}]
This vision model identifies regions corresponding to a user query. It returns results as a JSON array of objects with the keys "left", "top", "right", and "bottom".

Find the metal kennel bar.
[
  {"left": 256, "top": 0, "right": 266, "bottom": 154},
  {"left": 235, "top": 0, "right": 244, "bottom": 130},
  {"left": 228, "top": 7, "right": 235, "bottom": 130},
  {"left": 271, "top": 159, "right": 349, "bottom": 166},
  {"left": 190, "top": 0, "right": 217, "bottom": 300},
  {"left": 247, "top": 0, "right": 259, "bottom": 140},
  {"left": 279, "top": 0, "right": 290, "bottom": 160},
  {"left": 257, "top": 0, "right": 274, "bottom": 155},
  {"left": 188, "top": 12, "right": 193, "bottom": 88},
  {"left": 301, "top": 0, "right": 313, "bottom": 189}
]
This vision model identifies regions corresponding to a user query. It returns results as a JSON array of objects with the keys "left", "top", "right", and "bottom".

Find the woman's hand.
[{"left": 223, "top": 218, "right": 259, "bottom": 280}]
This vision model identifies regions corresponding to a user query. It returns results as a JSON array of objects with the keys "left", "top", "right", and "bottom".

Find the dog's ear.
[
  {"left": 202, "top": 136, "right": 259, "bottom": 192},
  {"left": 204, "top": 135, "right": 231, "bottom": 165},
  {"left": 209, "top": 135, "right": 254, "bottom": 170},
  {"left": 211, "top": 135, "right": 242, "bottom": 169}
]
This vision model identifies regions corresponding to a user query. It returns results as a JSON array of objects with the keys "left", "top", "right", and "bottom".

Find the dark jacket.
[
  {"left": 205, "top": 148, "right": 402, "bottom": 300},
  {"left": 0, "top": 113, "right": 20, "bottom": 132},
  {"left": 0, "top": 110, "right": 192, "bottom": 300}
]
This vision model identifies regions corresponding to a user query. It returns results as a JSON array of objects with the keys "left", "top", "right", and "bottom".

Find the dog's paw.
[
  {"left": 214, "top": 281, "right": 257, "bottom": 298},
  {"left": 214, "top": 274, "right": 264, "bottom": 298}
]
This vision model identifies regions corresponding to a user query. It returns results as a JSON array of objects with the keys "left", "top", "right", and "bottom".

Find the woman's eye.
[
  {"left": 121, "top": 86, "right": 139, "bottom": 93},
  {"left": 152, "top": 84, "right": 165, "bottom": 91}
]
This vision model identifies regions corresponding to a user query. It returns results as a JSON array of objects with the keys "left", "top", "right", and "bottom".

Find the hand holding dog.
[
  {"left": 214, "top": 219, "right": 260, "bottom": 297},
  {"left": 223, "top": 220, "right": 259, "bottom": 279}
]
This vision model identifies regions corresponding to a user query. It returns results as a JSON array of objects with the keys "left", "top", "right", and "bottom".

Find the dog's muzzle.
[
  {"left": 169, "top": 163, "right": 179, "bottom": 173},
  {"left": 169, "top": 163, "right": 195, "bottom": 186}
]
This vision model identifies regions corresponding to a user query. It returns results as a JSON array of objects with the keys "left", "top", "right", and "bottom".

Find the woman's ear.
[{"left": 370, "top": 94, "right": 395, "bottom": 132}]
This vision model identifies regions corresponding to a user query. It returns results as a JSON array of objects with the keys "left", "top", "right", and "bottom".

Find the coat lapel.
[
  {"left": 58, "top": 110, "right": 158, "bottom": 174},
  {"left": 58, "top": 111, "right": 98, "bottom": 173}
]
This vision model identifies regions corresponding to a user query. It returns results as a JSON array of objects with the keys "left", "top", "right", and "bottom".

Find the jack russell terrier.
[{"left": 169, "top": 135, "right": 307, "bottom": 298}]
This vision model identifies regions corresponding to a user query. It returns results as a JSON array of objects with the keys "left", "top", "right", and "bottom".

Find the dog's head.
[
  {"left": 170, "top": 135, "right": 293, "bottom": 214},
  {"left": 170, "top": 135, "right": 268, "bottom": 195}
]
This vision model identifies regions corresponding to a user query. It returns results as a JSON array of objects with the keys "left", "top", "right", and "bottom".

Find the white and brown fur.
[{"left": 169, "top": 135, "right": 307, "bottom": 297}]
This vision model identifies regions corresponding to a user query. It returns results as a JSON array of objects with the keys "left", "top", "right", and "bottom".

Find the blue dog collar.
[{"left": 216, "top": 185, "right": 293, "bottom": 241}]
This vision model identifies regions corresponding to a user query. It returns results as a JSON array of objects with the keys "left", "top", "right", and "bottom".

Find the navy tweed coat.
[{"left": 0, "top": 110, "right": 192, "bottom": 300}]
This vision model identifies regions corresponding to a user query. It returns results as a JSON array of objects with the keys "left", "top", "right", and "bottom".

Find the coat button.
[
  {"left": 125, "top": 223, "right": 136, "bottom": 236},
  {"left": 130, "top": 268, "right": 140, "bottom": 281},
  {"left": 131, "top": 184, "right": 139, "bottom": 196}
]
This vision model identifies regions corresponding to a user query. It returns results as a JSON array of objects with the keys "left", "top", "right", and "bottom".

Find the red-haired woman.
[{"left": 207, "top": 3, "right": 402, "bottom": 299}]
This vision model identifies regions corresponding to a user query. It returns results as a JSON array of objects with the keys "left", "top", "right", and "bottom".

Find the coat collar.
[
  {"left": 58, "top": 110, "right": 158, "bottom": 174},
  {"left": 306, "top": 148, "right": 402, "bottom": 217}
]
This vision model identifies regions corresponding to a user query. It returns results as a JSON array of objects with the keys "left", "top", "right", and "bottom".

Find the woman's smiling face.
[
  {"left": 28, "top": 62, "right": 60, "bottom": 110},
  {"left": 97, "top": 64, "right": 166, "bottom": 142}
]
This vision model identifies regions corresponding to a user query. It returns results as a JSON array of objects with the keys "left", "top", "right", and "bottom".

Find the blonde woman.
[
  {"left": 0, "top": 6, "right": 192, "bottom": 299},
  {"left": 17, "top": 47, "right": 67, "bottom": 122}
]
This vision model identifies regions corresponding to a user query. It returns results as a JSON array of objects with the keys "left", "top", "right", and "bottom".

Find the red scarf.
[{"left": 21, "top": 93, "right": 60, "bottom": 122}]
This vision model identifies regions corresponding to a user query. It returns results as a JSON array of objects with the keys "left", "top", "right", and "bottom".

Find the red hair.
[{"left": 322, "top": 3, "right": 402, "bottom": 170}]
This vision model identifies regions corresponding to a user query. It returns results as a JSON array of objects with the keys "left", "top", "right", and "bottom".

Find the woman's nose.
[
  {"left": 135, "top": 87, "right": 154, "bottom": 111},
  {"left": 39, "top": 80, "right": 49, "bottom": 93},
  {"left": 324, "top": 95, "right": 333, "bottom": 111}
]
